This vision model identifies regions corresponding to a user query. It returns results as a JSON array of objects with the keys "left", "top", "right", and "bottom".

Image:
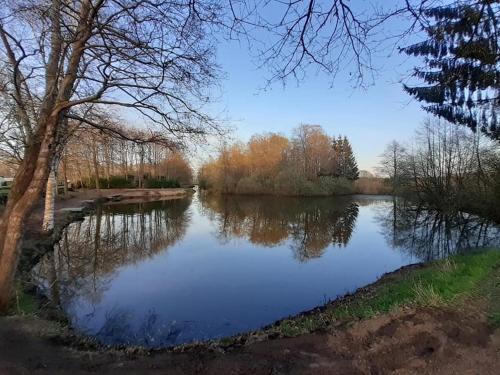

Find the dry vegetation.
[
  {"left": 199, "top": 125, "right": 359, "bottom": 196},
  {"left": 354, "top": 177, "right": 392, "bottom": 195}
]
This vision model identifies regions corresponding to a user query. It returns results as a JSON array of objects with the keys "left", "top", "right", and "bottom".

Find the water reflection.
[
  {"left": 200, "top": 194, "right": 359, "bottom": 261},
  {"left": 32, "top": 194, "right": 500, "bottom": 347},
  {"left": 375, "top": 199, "right": 500, "bottom": 260},
  {"left": 34, "top": 198, "right": 191, "bottom": 309}
]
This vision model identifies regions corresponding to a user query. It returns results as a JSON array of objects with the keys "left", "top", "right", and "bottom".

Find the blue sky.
[{"left": 209, "top": 37, "right": 426, "bottom": 173}]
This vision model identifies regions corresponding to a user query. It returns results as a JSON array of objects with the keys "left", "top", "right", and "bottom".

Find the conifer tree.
[
  {"left": 342, "top": 137, "right": 359, "bottom": 180},
  {"left": 331, "top": 136, "right": 359, "bottom": 180},
  {"left": 401, "top": 0, "right": 500, "bottom": 141},
  {"left": 331, "top": 136, "right": 344, "bottom": 177}
]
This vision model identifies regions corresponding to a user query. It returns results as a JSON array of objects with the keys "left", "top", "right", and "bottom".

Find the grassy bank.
[
  {"left": 271, "top": 250, "right": 500, "bottom": 337},
  {"left": 6, "top": 248, "right": 500, "bottom": 353}
]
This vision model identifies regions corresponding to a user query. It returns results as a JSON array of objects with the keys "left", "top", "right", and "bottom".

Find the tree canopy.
[
  {"left": 199, "top": 125, "right": 359, "bottom": 196},
  {"left": 401, "top": 0, "right": 500, "bottom": 140}
]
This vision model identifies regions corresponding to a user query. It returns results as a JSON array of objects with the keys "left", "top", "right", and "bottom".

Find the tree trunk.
[
  {"left": 91, "top": 139, "right": 100, "bottom": 190},
  {"left": 62, "top": 150, "right": 68, "bottom": 195},
  {"left": 42, "top": 168, "right": 57, "bottom": 232},
  {"left": 0, "top": 115, "right": 57, "bottom": 312}
]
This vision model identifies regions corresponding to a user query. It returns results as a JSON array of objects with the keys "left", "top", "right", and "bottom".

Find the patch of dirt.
[{"left": 1, "top": 306, "right": 499, "bottom": 374}]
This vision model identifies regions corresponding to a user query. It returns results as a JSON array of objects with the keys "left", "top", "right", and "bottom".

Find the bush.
[
  {"left": 235, "top": 176, "right": 276, "bottom": 194},
  {"left": 82, "top": 177, "right": 109, "bottom": 189},
  {"left": 198, "top": 177, "right": 211, "bottom": 190},
  {"left": 144, "top": 178, "right": 180, "bottom": 188},
  {"left": 354, "top": 177, "right": 392, "bottom": 195},
  {"left": 318, "top": 176, "right": 355, "bottom": 195},
  {"left": 274, "top": 169, "right": 303, "bottom": 195},
  {"left": 81, "top": 176, "right": 136, "bottom": 189},
  {"left": 108, "top": 176, "right": 135, "bottom": 188}
]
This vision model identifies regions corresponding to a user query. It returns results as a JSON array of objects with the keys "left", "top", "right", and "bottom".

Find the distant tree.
[
  {"left": 248, "top": 133, "right": 289, "bottom": 180},
  {"left": 378, "top": 140, "right": 407, "bottom": 193},
  {"left": 331, "top": 137, "right": 358, "bottom": 180},
  {"left": 341, "top": 137, "right": 359, "bottom": 180},
  {"left": 199, "top": 126, "right": 359, "bottom": 194},
  {"left": 292, "top": 125, "right": 331, "bottom": 180},
  {"left": 159, "top": 152, "right": 193, "bottom": 185},
  {"left": 401, "top": 0, "right": 500, "bottom": 141}
]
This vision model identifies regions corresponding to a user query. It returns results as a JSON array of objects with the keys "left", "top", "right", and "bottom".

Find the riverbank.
[
  {"left": 11, "top": 188, "right": 192, "bottom": 313},
  {"left": 2, "top": 249, "right": 499, "bottom": 374},
  {"left": 55, "top": 188, "right": 190, "bottom": 208}
]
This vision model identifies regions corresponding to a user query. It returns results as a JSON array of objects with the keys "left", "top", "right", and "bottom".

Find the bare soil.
[{"left": 0, "top": 306, "right": 499, "bottom": 374}]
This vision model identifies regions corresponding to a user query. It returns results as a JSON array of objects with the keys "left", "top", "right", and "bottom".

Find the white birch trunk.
[{"left": 42, "top": 169, "right": 57, "bottom": 232}]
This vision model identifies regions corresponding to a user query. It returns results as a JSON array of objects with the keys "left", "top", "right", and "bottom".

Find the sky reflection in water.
[{"left": 33, "top": 193, "right": 500, "bottom": 347}]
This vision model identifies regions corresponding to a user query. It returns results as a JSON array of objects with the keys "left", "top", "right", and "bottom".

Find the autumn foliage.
[{"left": 199, "top": 125, "right": 359, "bottom": 196}]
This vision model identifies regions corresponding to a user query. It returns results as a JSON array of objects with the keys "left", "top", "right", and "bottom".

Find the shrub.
[
  {"left": 274, "top": 169, "right": 303, "bottom": 195},
  {"left": 235, "top": 176, "right": 276, "bottom": 194},
  {"left": 317, "top": 176, "right": 355, "bottom": 195},
  {"left": 82, "top": 177, "right": 109, "bottom": 189},
  {"left": 354, "top": 177, "right": 392, "bottom": 195},
  {"left": 198, "top": 178, "right": 211, "bottom": 190},
  {"left": 235, "top": 176, "right": 261, "bottom": 194},
  {"left": 108, "top": 176, "right": 135, "bottom": 188},
  {"left": 144, "top": 178, "right": 180, "bottom": 188}
]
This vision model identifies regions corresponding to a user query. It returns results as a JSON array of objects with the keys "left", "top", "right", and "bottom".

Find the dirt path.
[{"left": 1, "top": 306, "right": 499, "bottom": 374}]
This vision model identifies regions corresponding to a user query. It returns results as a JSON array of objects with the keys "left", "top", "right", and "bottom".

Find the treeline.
[
  {"left": 59, "top": 127, "right": 193, "bottom": 191},
  {"left": 199, "top": 125, "right": 359, "bottom": 196},
  {"left": 379, "top": 119, "right": 500, "bottom": 220}
]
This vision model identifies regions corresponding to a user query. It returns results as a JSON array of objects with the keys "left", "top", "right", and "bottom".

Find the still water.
[{"left": 33, "top": 193, "right": 500, "bottom": 347}]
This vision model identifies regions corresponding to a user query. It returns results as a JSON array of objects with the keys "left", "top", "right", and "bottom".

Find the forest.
[
  {"left": 198, "top": 124, "right": 359, "bottom": 195},
  {"left": 56, "top": 125, "right": 193, "bottom": 190}
]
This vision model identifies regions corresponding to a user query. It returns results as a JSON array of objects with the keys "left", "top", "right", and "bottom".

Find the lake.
[{"left": 32, "top": 193, "right": 500, "bottom": 347}]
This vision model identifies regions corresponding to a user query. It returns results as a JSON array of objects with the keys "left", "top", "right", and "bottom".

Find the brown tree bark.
[{"left": 0, "top": 114, "right": 58, "bottom": 311}]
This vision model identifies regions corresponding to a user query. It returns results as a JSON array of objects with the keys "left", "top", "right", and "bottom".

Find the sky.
[
  {"left": 210, "top": 39, "right": 426, "bottom": 173},
  {"left": 116, "top": 2, "right": 431, "bottom": 174},
  {"left": 197, "top": 2, "right": 431, "bottom": 174}
]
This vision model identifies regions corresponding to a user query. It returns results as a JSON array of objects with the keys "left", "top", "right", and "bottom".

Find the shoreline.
[
  {"left": 11, "top": 189, "right": 412, "bottom": 353},
  {"left": 11, "top": 190, "right": 499, "bottom": 354},
  {"left": 2, "top": 191, "right": 499, "bottom": 373},
  {"left": 1, "top": 249, "right": 499, "bottom": 374},
  {"left": 15, "top": 188, "right": 192, "bottom": 314}
]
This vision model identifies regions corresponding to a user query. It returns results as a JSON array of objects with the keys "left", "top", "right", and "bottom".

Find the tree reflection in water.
[
  {"left": 199, "top": 194, "right": 359, "bottom": 261},
  {"left": 95, "top": 307, "right": 189, "bottom": 347},
  {"left": 375, "top": 199, "right": 500, "bottom": 260},
  {"left": 33, "top": 197, "right": 191, "bottom": 311},
  {"left": 30, "top": 194, "right": 500, "bottom": 348}
]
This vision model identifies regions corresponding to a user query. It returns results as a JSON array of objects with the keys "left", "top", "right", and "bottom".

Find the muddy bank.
[{"left": 1, "top": 304, "right": 499, "bottom": 374}]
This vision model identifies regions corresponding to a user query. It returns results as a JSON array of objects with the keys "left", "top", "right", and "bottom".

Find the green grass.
[
  {"left": 480, "top": 258, "right": 500, "bottom": 329},
  {"left": 274, "top": 250, "right": 500, "bottom": 337}
]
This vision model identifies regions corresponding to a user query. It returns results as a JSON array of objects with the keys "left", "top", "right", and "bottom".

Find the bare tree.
[
  {"left": 378, "top": 140, "right": 407, "bottom": 193},
  {"left": 236, "top": 0, "right": 435, "bottom": 86},
  {"left": 0, "top": 0, "right": 223, "bottom": 310}
]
